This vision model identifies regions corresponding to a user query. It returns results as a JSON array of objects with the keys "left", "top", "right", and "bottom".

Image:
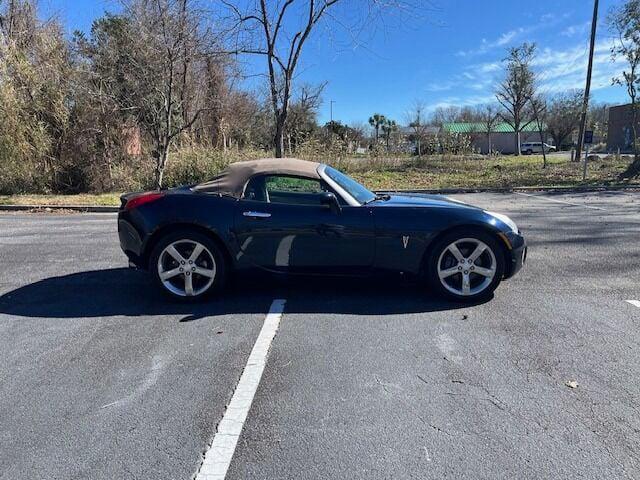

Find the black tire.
[
  {"left": 149, "top": 230, "right": 227, "bottom": 302},
  {"left": 426, "top": 230, "right": 505, "bottom": 302}
]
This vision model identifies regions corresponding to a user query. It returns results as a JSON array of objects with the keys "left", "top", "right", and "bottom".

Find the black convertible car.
[{"left": 118, "top": 158, "right": 526, "bottom": 302}]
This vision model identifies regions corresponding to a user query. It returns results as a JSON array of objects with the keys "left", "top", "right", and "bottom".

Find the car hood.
[{"left": 372, "top": 193, "right": 481, "bottom": 210}]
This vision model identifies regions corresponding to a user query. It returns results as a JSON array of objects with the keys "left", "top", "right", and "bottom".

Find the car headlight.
[{"left": 485, "top": 211, "right": 518, "bottom": 233}]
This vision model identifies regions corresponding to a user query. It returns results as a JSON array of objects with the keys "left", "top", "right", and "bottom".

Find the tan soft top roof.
[{"left": 192, "top": 158, "right": 322, "bottom": 197}]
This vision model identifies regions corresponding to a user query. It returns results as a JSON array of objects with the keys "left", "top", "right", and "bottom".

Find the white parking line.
[
  {"left": 626, "top": 300, "right": 640, "bottom": 308},
  {"left": 195, "top": 299, "right": 286, "bottom": 480},
  {"left": 516, "top": 192, "right": 607, "bottom": 211}
]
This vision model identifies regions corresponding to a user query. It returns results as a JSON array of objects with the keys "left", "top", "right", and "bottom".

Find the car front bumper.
[{"left": 504, "top": 231, "right": 527, "bottom": 279}]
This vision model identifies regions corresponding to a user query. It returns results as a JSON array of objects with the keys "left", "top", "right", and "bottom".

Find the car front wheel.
[
  {"left": 149, "top": 231, "right": 226, "bottom": 301},
  {"left": 428, "top": 231, "right": 505, "bottom": 302}
]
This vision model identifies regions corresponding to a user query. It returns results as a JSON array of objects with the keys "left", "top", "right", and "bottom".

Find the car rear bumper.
[
  {"left": 504, "top": 231, "right": 526, "bottom": 279},
  {"left": 118, "top": 216, "right": 145, "bottom": 268}
]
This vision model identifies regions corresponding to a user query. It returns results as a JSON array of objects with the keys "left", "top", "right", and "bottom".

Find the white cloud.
[
  {"left": 425, "top": 81, "right": 457, "bottom": 92},
  {"left": 456, "top": 12, "right": 574, "bottom": 58},
  {"left": 456, "top": 28, "right": 525, "bottom": 57},
  {"left": 475, "top": 61, "right": 501, "bottom": 74},
  {"left": 424, "top": 70, "right": 486, "bottom": 93},
  {"left": 427, "top": 38, "right": 623, "bottom": 111},
  {"left": 425, "top": 94, "right": 496, "bottom": 113},
  {"left": 561, "top": 21, "right": 591, "bottom": 37},
  {"left": 470, "top": 78, "right": 493, "bottom": 91},
  {"left": 533, "top": 38, "right": 618, "bottom": 92},
  {"left": 525, "top": 38, "right": 621, "bottom": 94},
  {"left": 496, "top": 30, "right": 519, "bottom": 46}
]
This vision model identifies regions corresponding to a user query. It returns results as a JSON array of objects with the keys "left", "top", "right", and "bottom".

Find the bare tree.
[
  {"left": 285, "top": 82, "right": 325, "bottom": 154},
  {"left": 588, "top": 101, "right": 610, "bottom": 144},
  {"left": 111, "top": 0, "right": 224, "bottom": 188},
  {"left": 226, "top": 0, "right": 416, "bottom": 157},
  {"left": 496, "top": 42, "right": 536, "bottom": 155},
  {"left": 545, "top": 91, "right": 582, "bottom": 151},
  {"left": 348, "top": 122, "right": 367, "bottom": 148},
  {"left": 432, "top": 105, "right": 461, "bottom": 126},
  {"left": 476, "top": 103, "right": 500, "bottom": 155},
  {"left": 406, "top": 101, "right": 428, "bottom": 157},
  {"left": 609, "top": 0, "right": 640, "bottom": 177},
  {"left": 222, "top": 1, "right": 341, "bottom": 157},
  {"left": 528, "top": 95, "right": 548, "bottom": 168}
]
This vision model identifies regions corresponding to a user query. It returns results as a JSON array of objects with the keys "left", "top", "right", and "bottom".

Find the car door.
[{"left": 233, "top": 174, "right": 375, "bottom": 274}]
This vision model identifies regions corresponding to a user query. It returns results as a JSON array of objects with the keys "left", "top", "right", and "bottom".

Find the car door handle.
[{"left": 243, "top": 211, "right": 271, "bottom": 218}]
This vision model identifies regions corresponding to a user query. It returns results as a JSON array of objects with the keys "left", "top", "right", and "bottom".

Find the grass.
[
  {"left": 343, "top": 154, "right": 640, "bottom": 191},
  {"left": 0, "top": 154, "right": 638, "bottom": 207},
  {"left": 0, "top": 193, "right": 122, "bottom": 206}
]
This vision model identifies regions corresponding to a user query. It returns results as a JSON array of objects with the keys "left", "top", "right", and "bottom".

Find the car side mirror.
[{"left": 320, "top": 192, "right": 341, "bottom": 214}]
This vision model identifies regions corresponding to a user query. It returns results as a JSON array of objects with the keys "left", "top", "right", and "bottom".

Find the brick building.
[{"left": 607, "top": 103, "right": 639, "bottom": 152}]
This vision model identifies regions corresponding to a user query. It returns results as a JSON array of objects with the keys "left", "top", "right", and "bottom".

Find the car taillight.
[{"left": 124, "top": 192, "right": 165, "bottom": 211}]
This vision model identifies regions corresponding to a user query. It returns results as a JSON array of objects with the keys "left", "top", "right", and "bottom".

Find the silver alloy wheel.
[
  {"left": 437, "top": 238, "right": 496, "bottom": 297},
  {"left": 157, "top": 240, "right": 217, "bottom": 297}
]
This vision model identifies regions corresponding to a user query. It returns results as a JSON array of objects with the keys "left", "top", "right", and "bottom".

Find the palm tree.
[
  {"left": 368, "top": 113, "right": 386, "bottom": 143},
  {"left": 381, "top": 119, "right": 397, "bottom": 151}
]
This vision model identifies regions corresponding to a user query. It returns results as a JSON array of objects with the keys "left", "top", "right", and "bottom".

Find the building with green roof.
[{"left": 441, "top": 122, "right": 550, "bottom": 154}]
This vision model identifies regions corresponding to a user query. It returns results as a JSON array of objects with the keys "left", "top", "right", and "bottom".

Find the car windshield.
[{"left": 323, "top": 166, "right": 376, "bottom": 205}]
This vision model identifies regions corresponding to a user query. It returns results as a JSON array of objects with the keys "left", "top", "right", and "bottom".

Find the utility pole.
[
  {"left": 330, "top": 100, "right": 336, "bottom": 123},
  {"left": 574, "top": 0, "right": 599, "bottom": 163}
]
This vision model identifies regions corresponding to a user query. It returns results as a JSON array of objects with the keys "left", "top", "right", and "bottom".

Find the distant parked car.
[{"left": 520, "top": 142, "right": 556, "bottom": 154}]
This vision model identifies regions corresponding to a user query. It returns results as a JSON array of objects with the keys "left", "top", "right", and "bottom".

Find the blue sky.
[{"left": 41, "top": 0, "right": 629, "bottom": 125}]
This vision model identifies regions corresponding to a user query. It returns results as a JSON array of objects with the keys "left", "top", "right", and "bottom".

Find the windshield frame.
[{"left": 319, "top": 165, "right": 376, "bottom": 206}]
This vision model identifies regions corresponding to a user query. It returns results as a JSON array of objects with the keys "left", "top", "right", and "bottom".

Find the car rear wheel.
[
  {"left": 150, "top": 231, "right": 226, "bottom": 301},
  {"left": 427, "top": 231, "right": 504, "bottom": 302}
]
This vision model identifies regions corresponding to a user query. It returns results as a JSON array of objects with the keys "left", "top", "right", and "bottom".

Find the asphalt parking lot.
[{"left": 1, "top": 190, "right": 639, "bottom": 479}]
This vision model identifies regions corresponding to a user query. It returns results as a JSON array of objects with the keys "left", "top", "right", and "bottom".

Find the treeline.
[
  {"left": 0, "top": 0, "right": 347, "bottom": 194},
  {"left": 2, "top": 0, "right": 640, "bottom": 195}
]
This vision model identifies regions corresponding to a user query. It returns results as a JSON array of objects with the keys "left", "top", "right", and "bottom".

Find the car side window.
[{"left": 243, "top": 175, "right": 329, "bottom": 206}]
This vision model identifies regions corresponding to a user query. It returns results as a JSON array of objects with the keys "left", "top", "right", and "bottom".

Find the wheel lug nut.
[
  {"left": 458, "top": 266, "right": 463, "bottom": 270},
  {"left": 189, "top": 260, "right": 193, "bottom": 264},
  {"left": 181, "top": 261, "right": 185, "bottom": 265},
  {"left": 186, "top": 272, "right": 190, "bottom": 276},
  {"left": 179, "top": 267, "right": 184, "bottom": 272},
  {"left": 192, "top": 267, "right": 196, "bottom": 271}
]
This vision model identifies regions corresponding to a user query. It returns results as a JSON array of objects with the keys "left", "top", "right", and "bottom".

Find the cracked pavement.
[{"left": 1, "top": 191, "right": 640, "bottom": 479}]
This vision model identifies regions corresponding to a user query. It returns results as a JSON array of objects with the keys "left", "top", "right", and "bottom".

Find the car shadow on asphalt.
[{"left": 0, "top": 268, "right": 490, "bottom": 319}]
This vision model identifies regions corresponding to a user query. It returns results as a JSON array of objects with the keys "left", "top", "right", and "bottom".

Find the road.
[{"left": 1, "top": 191, "right": 639, "bottom": 479}]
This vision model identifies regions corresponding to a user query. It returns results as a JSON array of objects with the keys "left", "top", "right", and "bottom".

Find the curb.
[
  {"left": 0, "top": 204, "right": 119, "bottom": 213},
  {"left": 1, "top": 185, "right": 638, "bottom": 212},
  {"left": 379, "top": 185, "right": 640, "bottom": 195}
]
